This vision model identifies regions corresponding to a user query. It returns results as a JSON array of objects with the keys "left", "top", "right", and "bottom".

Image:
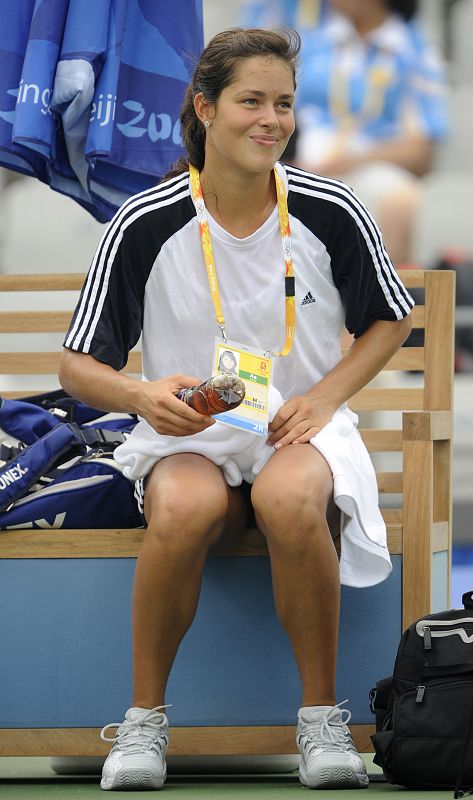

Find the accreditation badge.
[{"left": 212, "top": 338, "right": 272, "bottom": 436}]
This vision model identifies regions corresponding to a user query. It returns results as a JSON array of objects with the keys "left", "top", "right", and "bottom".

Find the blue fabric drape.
[{"left": 0, "top": 0, "right": 203, "bottom": 221}]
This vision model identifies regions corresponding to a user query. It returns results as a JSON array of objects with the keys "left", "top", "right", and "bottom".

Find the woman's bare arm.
[{"left": 59, "top": 349, "right": 215, "bottom": 437}]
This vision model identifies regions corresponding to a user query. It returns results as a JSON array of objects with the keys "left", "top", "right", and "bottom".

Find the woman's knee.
[
  {"left": 251, "top": 448, "right": 333, "bottom": 548},
  {"left": 144, "top": 458, "right": 230, "bottom": 548},
  {"left": 252, "top": 475, "right": 329, "bottom": 547}
]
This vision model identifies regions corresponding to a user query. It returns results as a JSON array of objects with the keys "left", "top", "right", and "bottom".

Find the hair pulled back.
[{"left": 162, "top": 27, "right": 301, "bottom": 182}]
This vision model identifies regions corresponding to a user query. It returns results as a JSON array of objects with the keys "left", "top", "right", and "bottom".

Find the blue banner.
[{"left": 0, "top": 0, "right": 203, "bottom": 221}]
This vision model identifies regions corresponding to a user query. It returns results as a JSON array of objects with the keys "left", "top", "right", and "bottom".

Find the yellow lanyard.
[{"left": 189, "top": 164, "right": 295, "bottom": 358}]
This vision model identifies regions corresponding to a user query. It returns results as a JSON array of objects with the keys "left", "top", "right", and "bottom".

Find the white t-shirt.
[
  {"left": 64, "top": 162, "right": 412, "bottom": 398},
  {"left": 64, "top": 162, "right": 413, "bottom": 587}
]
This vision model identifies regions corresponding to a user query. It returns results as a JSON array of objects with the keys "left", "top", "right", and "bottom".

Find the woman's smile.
[{"left": 249, "top": 134, "right": 280, "bottom": 147}]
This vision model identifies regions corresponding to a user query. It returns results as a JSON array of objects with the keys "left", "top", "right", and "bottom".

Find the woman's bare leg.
[
  {"left": 132, "top": 454, "right": 247, "bottom": 709},
  {"left": 251, "top": 444, "right": 339, "bottom": 708}
]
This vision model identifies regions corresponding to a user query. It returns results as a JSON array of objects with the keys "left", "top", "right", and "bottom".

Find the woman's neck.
[{"left": 199, "top": 165, "right": 277, "bottom": 238}]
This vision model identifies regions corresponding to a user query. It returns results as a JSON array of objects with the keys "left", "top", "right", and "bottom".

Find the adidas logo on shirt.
[{"left": 301, "top": 291, "right": 316, "bottom": 307}]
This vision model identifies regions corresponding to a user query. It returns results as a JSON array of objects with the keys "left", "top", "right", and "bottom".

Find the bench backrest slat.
[{"left": 0, "top": 270, "right": 455, "bottom": 531}]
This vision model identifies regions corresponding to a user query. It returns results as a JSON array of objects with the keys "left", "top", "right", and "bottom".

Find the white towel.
[
  {"left": 115, "top": 393, "right": 391, "bottom": 587},
  {"left": 309, "top": 409, "right": 392, "bottom": 588},
  {"left": 115, "top": 387, "right": 284, "bottom": 487}
]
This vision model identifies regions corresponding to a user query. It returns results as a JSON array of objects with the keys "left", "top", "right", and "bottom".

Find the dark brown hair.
[{"left": 161, "top": 27, "right": 301, "bottom": 182}]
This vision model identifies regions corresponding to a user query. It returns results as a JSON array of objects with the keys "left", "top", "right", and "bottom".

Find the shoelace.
[
  {"left": 100, "top": 704, "right": 172, "bottom": 754},
  {"left": 299, "top": 699, "right": 354, "bottom": 754}
]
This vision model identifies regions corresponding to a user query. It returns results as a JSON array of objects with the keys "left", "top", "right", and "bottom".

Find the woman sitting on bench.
[{"left": 59, "top": 26, "right": 413, "bottom": 792}]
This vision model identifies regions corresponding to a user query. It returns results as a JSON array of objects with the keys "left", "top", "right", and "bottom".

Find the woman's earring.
[{"left": 204, "top": 120, "right": 210, "bottom": 128}]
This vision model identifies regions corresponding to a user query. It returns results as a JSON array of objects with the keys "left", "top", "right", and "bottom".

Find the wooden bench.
[{"left": 0, "top": 269, "right": 455, "bottom": 759}]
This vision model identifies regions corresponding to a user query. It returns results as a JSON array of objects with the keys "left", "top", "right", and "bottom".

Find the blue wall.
[{"left": 0, "top": 555, "right": 403, "bottom": 728}]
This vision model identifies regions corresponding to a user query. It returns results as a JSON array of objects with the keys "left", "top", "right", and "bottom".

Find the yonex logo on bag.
[
  {"left": 301, "top": 291, "right": 316, "bottom": 307},
  {"left": 0, "top": 463, "right": 28, "bottom": 491}
]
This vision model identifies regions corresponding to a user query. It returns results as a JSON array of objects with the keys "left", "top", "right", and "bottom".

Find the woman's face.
[{"left": 203, "top": 55, "right": 295, "bottom": 177}]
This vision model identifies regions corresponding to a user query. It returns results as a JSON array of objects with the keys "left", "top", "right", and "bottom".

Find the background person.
[
  {"left": 294, "top": 0, "right": 449, "bottom": 266},
  {"left": 59, "top": 27, "right": 413, "bottom": 792}
]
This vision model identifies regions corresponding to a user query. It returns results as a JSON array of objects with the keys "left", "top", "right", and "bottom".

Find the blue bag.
[{"left": 0, "top": 392, "right": 143, "bottom": 530}]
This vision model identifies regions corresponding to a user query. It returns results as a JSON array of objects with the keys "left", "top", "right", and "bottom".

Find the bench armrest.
[{"left": 402, "top": 410, "right": 453, "bottom": 441}]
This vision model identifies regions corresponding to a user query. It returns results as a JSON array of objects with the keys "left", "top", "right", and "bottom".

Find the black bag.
[{"left": 370, "top": 591, "right": 473, "bottom": 795}]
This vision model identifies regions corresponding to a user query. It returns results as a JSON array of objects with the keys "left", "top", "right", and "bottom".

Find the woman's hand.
[
  {"left": 136, "top": 374, "right": 216, "bottom": 437},
  {"left": 267, "top": 392, "right": 336, "bottom": 449},
  {"left": 59, "top": 352, "right": 215, "bottom": 437},
  {"left": 267, "top": 317, "right": 413, "bottom": 450}
]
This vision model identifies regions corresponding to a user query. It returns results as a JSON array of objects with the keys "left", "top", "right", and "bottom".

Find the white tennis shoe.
[
  {"left": 297, "top": 700, "right": 369, "bottom": 789},
  {"left": 100, "top": 705, "right": 170, "bottom": 791}
]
